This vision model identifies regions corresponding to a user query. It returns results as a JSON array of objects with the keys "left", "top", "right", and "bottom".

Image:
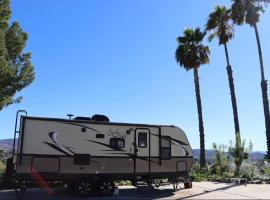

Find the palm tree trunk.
[
  {"left": 224, "top": 43, "right": 240, "bottom": 135},
  {"left": 194, "top": 67, "right": 206, "bottom": 168},
  {"left": 254, "top": 24, "right": 270, "bottom": 160}
]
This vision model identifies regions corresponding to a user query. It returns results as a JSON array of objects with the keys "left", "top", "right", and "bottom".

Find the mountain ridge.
[{"left": 0, "top": 139, "right": 266, "bottom": 160}]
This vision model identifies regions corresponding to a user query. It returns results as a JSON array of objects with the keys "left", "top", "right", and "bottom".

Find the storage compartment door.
[{"left": 32, "top": 157, "right": 59, "bottom": 173}]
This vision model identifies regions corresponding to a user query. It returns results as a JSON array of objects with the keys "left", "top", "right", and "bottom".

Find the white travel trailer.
[{"left": 6, "top": 110, "right": 193, "bottom": 196}]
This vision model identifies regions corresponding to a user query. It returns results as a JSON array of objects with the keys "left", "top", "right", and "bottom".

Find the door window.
[{"left": 138, "top": 132, "right": 147, "bottom": 148}]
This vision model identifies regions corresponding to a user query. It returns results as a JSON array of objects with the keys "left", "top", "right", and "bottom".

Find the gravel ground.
[{"left": 0, "top": 182, "right": 269, "bottom": 199}]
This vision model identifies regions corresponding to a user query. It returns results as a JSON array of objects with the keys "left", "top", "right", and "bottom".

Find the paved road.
[{"left": 0, "top": 182, "right": 270, "bottom": 199}]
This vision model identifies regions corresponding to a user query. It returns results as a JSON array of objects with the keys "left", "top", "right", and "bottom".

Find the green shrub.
[
  {"left": 228, "top": 133, "right": 249, "bottom": 177},
  {"left": 190, "top": 170, "right": 208, "bottom": 182},
  {"left": 212, "top": 143, "right": 229, "bottom": 175},
  {"left": 262, "top": 162, "right": 270, "bottom": 177},
  {"left": 263, "top": 167, "right": 270, "bottom": 175},
  {"left": 114, "top": 180, "right": 132, "bottom": 186},
  {"left": 190, "top": 162, "right": 210, "bottom": 182},
  {"left": 0, "top": 161, "right": 5, "bottom": 176}
]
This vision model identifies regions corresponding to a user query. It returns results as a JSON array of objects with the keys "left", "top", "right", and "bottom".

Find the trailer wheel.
[
  {"left": 65, "top": 181, "right": 77, "bottom": 192},
  {"left": 76, "top": 180, "right": 92, "bottom": 197},
  {"left": 98, "top": 181, "right": 115, "bottom": 196}
]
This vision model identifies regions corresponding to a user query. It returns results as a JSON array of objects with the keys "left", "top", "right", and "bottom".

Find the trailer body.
[{"left": 10, "top": 115, "right": 192, "bottom": 183}]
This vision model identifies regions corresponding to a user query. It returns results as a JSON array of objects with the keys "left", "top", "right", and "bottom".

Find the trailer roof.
[{"left": 22, "top": 116, "right": 176, "bottom": 128}]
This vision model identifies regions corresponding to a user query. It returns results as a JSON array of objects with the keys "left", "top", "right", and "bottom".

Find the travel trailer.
[{"left": 6, "top": 110, "right": 193, "bottom": 196}]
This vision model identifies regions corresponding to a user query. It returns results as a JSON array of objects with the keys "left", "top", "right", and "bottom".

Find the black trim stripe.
[
  {"left": 151, "top": 133, "right": 188, "bottom": 146},
  {"left": 43, "top": 142, "right": 72, "bottom": 156},
  {"left": 182, "top": 146, "right": 190, "bottom": 157},
  {"left": 48, "top": 132, "right": 74, "bottom": 155},
  {"left": 159, "top": 126, "right": 161, "bottom": 166},
  {"left": 87, "top": 140, "right": 125, "bottom": 151},
  {"left": 19, "top": 117, "right": 26, "bottom": 165},
  {"left": 64, "top": 146, "right": 76, "bottom": 154},
  {"left": 22, "top": 116, "right": 175, "bottom": 128}
]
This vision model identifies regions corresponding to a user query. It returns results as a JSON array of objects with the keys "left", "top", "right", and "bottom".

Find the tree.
[
  {"left": 206, "top": 6, "right": 241, "bottom": 136},
  {"left": 0, "top": 0, "right": 34, "bottom": 111},
  {"left": 231, "top": 0, "right": 270, "bottom": 160},
  {"left": 228, "top": 132, "right": 248, "bottom": 176},
  {"left": 175, "top": 28, "right": 210, "bottom": 168}
]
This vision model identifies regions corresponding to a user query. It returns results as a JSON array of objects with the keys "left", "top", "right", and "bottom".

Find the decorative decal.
[
  {"left": 87, "top": 140, "right": 125, "bottom": 151},
  {"left": 151, "top": 133, "right": 188, "bottom": 146},
  {"left": 182, "top": 146, "right": 190, "bottom": 156},
  {"left": 107, "top": 129, "right": 127, "bottom": 139},
  {"left": 43, "top": 142, "right": 72, "bottom": 156},
  {"left": 45, "top": 132, "right": 74, "bottom": 155}
]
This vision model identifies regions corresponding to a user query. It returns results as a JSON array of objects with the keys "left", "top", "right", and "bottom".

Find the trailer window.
[
  {"left": 110, "top": 138, "right": 125, "bottom": 149},
  {"left": 138, "top": 132, "right": 147, "bottom": 148},
  {"left": 161, "top": 136, "right": 171, "bottom": 160}
]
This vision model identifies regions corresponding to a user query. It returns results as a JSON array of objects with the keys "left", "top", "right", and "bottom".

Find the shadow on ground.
[
  {"left": 0, "top": 186, "right": 176, "bottom": 199},
  {"left": 181, "top": 183, "right": 257, "bottom": 199}
]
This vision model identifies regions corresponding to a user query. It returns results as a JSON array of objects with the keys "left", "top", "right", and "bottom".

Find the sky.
[{"left": 0, "top": 0, "right": 269, "bottom": 151}]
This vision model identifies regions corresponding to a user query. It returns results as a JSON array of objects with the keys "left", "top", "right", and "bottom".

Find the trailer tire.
[
  {"left": 98, "top": 181, "right": 115, "bottom": 196},
  {"left": 65, "top": 181, "right": 77, "bottom": 192},
  {"left": 76, "top": 180, "right": 92, "bottom": 197}
]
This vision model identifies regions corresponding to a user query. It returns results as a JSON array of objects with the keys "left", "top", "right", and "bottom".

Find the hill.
[
  {"left": 0, "top": 139, "right": 267, "bottom": 161},
  {"left": 0, "top": 139, "right": 16, "bottom": 153},
  {"left": 192, "top": 149, "right": 266, "bottom": 161}
]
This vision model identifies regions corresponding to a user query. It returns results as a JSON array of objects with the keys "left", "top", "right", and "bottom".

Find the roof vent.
[{"left": 91, "top": 114, "right": 110, "bottom": 122}]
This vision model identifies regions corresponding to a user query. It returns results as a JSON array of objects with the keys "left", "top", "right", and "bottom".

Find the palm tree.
[
  {"left": 175, "top": 28, "right": 210, "bottom": 168},
  {"left": 231, "top": 0, "right": 270, "bottom": 160},
  {"left": 206, "top": 6, "right": 241, "bottom": 136}
]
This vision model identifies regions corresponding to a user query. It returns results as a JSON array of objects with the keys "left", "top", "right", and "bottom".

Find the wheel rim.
[
  {"left": 78, "top": 181, "right": 91, "bottom": 196},
  {"left": 99, "top": 181, "right": 114, "bottom": 195}
]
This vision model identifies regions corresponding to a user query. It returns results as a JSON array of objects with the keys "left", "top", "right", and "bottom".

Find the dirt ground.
[{"left": 0, "top": 182, "right": 269, "bottom": 199}]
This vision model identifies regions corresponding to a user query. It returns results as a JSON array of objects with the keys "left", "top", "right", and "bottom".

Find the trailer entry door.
[{"left": 134, "top": 128, "right": 150, "bottom": 174}]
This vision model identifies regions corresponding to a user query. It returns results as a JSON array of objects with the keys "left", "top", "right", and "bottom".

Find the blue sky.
[{"left": 0, "top": 0, "right": 269, "bottom": 151}]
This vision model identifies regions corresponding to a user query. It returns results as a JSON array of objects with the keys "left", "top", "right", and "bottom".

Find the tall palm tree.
[
  {"left": 206, "top": 6, "right": 241, "bottom": 136},
  {"left": 231, "top": 0, "right": 270, "bottom": 160},
  {"left": 175, "top": 28, "right": 210, "bottom": 168}
]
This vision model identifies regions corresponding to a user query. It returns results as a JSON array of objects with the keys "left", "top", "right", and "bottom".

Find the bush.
[
  {"left": 261, "top": 161, "right": 270, "bottom": 180},
  {"left": 190, "top": 162, "right": 210, "bottom": 182},
  {"left": 228, "top": 133, "right": 248, "bottom": 177},
  {"left": 0, "top": 161, "right": 5, "bottom": 179},
  {"left": 263, "top": 167, "right": 270, "bottom": 176},
  {"left": 114, "top": 180, "right": 132, "bottom": 186},
  {"left": 240, "top": 160, "right": 258, "bottom": 180},
  {"left": 211, "top": 143, "right": 229, "bottom": 175},
  {"left": 190, "top": 172, "right": 208, "bottom": 182}
]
